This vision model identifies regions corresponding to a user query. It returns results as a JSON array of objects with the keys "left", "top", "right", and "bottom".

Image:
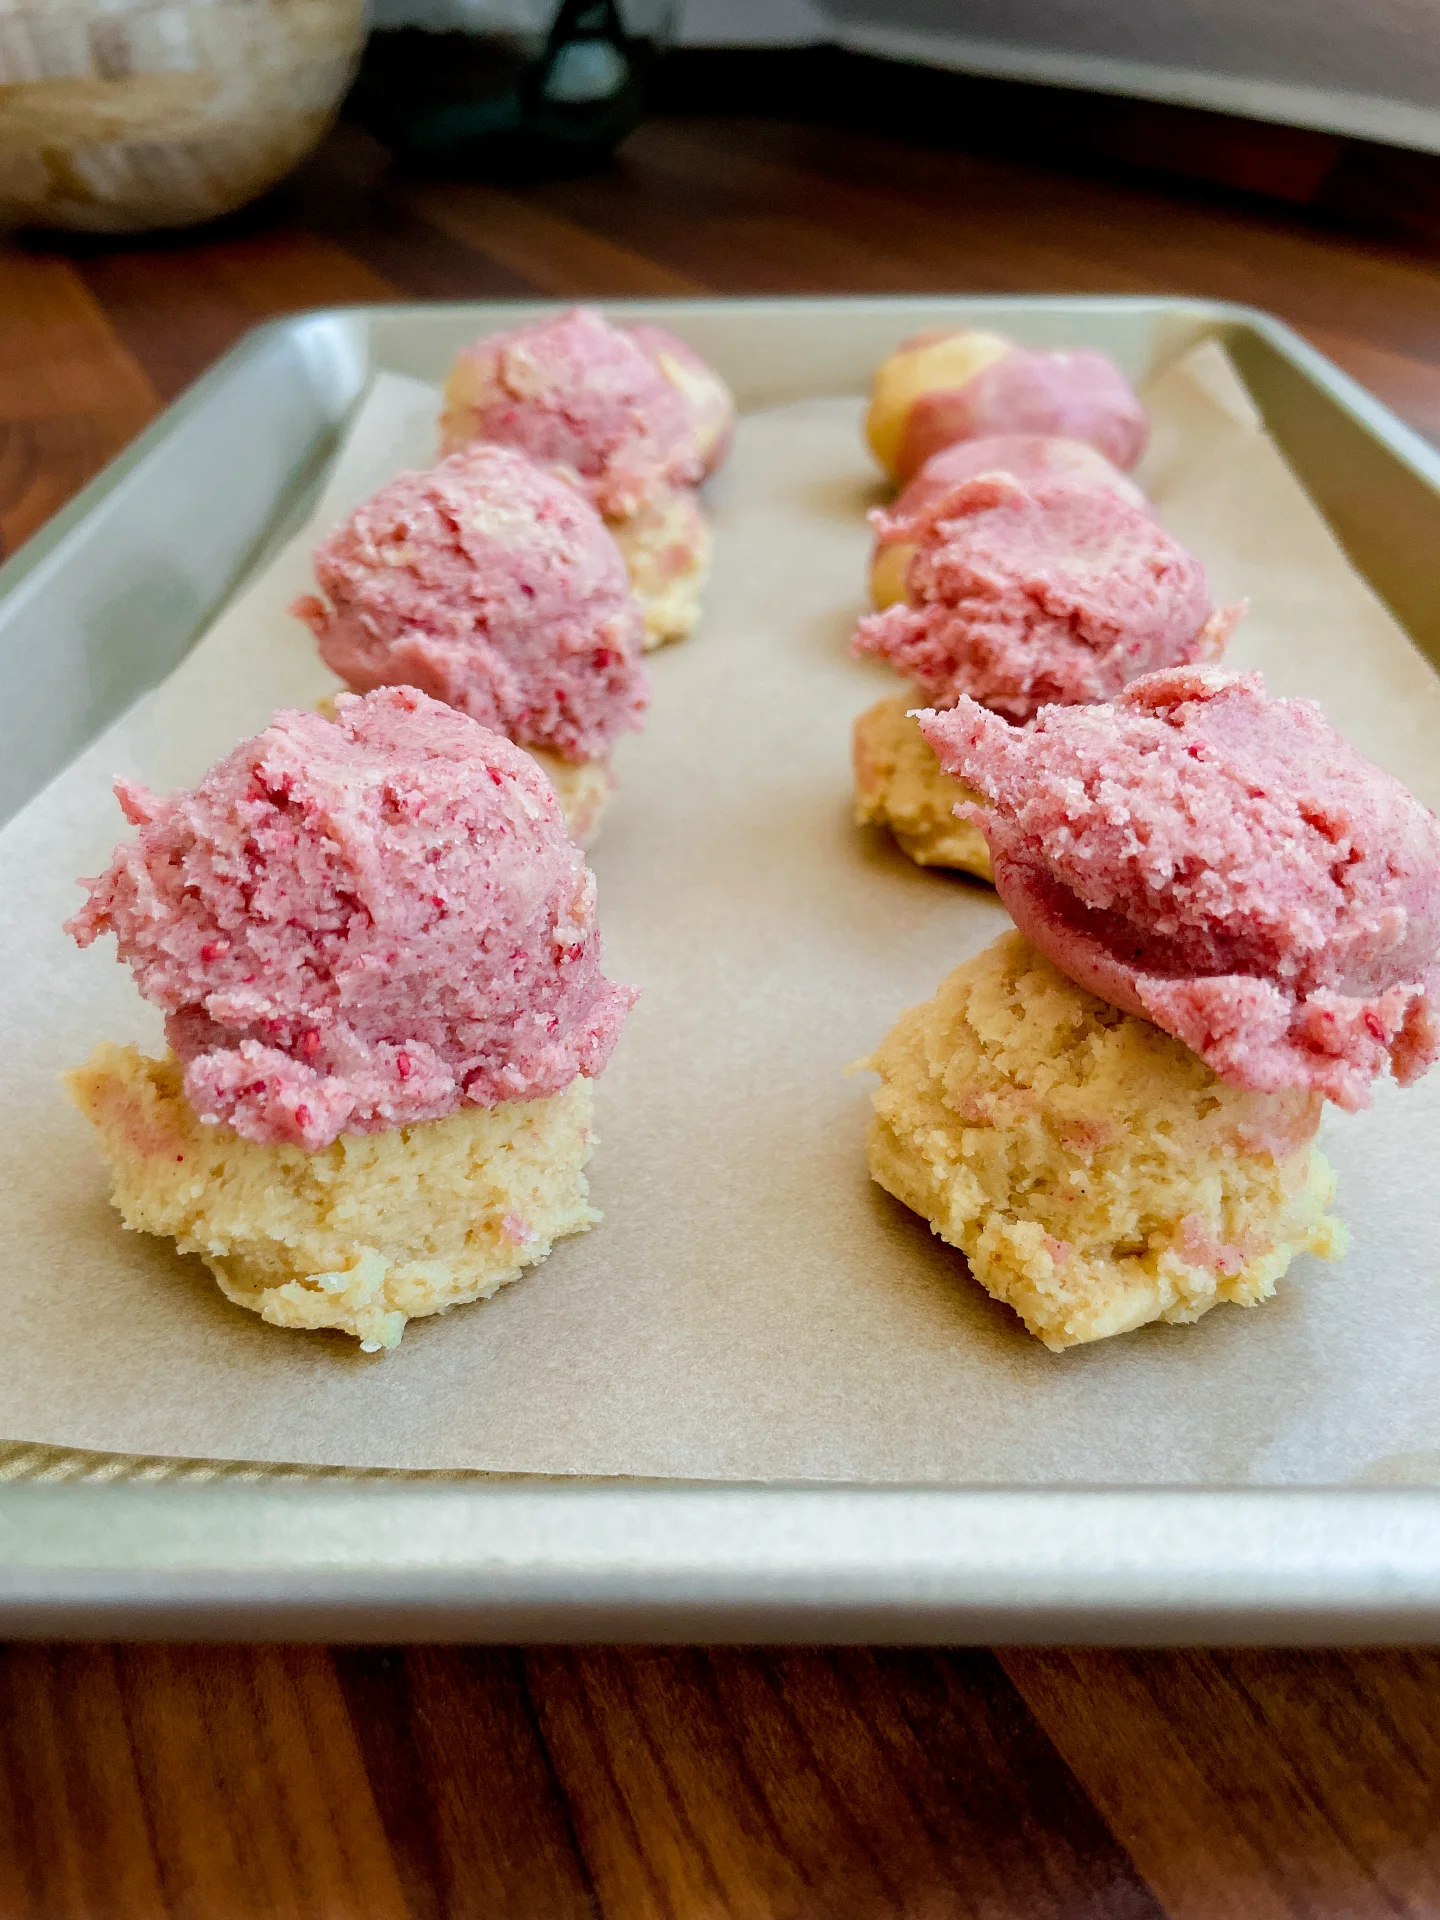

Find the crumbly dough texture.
[
  {"left": 864, "top": 932, "right": 1345, "bottom": 1350},
  {"left": 852, "top": 695, "right": 993, "bottom": 881},
  {"left": 316, "top": 696, "right": 610, "bottom": 845},
  {"left": 525, "top": 748, "right": 613, "bottom": 846},
  {"left": 924, "top": 668, "right": 1440, "bottom": 1108},
  {"left": 608, "top": 490, "right": 712, "bottom": 648},
  {"left": 68, "top": 1044, "right": 600, "bottom": 1352}
]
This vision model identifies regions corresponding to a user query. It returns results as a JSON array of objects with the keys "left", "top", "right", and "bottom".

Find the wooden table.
[{"left": 4, "top": 65, "right": 1440, "bottom": 1914}]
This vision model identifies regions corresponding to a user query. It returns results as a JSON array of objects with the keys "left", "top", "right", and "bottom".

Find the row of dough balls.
[
  {"left": 846, "top": 329, "right": 1348, "bottom": 1353},
  {"left": 850, "top": 328, "right": 1236, "bottom": 886},
  {"left": 64, "top": 314, "right": 741, "bottom": 1352},
  {"left": 440, "top": 308, "right": 733, "bottom": 652},
  {"left": 292, "top": 309, "right": 738, "bottom": 848}
]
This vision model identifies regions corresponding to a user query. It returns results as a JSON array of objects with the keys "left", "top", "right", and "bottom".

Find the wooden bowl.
[{"left": 0, "top": 0, "right": 366, "bottom": 233}]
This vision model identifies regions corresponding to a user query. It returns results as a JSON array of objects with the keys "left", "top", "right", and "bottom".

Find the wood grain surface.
[
  {"left": 2, "top": 55, "right": 1439, "bottom": 1915},
  {"left": 2, "top": 1644, "right": 1440, "bottom": 1915}
]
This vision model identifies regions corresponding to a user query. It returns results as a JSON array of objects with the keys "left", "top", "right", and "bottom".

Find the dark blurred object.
[
  {"left": 650, "top": 45, "right": 1440, "bottom": 247},
  {"left": 352, "top": 0, "right": 674, "bottom": 176}
]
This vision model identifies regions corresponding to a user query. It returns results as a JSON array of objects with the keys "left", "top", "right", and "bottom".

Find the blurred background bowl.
[{"left": 0, "top": 0, "right": 367, "bottom": 235}]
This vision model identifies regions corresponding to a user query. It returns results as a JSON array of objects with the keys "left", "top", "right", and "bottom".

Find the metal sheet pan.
[{"left": 3, "top": 294, "right": 1439, "bottom": 1642}]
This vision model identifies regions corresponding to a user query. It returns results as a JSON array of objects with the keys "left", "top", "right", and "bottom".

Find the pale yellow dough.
[
  {"left": 646, "top": 346, "right": 734, "bottom": 472},
  {"left": 608, "top": 487, "right": 711, "bottom": 648},
  {"left": 853, "top": 695, "right": 994, "bottom": 881},
  {"left": 524, "top": 748, "right": 613, "bottom": 848},
  {"left": 865, "top": 328, "right": 1012, "bottom": 477},
  {"left": 67, "top": 1044, "right": 600, "bottom": 1352},
  {"left": 864, "top": 932, "right": 1346, "bottom": 1351},
  {"left": 869, "top": 539, "right": 915, "bottom": 610},
  {"left": 316, "top": 696, "right": 610, "bottom": 845}
]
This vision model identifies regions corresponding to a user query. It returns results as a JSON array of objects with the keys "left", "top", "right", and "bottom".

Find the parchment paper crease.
[{"left": 4, "top": 342, "right": 1439, "bottom": 1484}]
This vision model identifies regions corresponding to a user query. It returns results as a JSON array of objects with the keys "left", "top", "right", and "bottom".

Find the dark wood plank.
[
  {"left": 527, "top": 1647, "right": 1166, "bottom": 1919},
  {"left": 4, "top": 1642, "right": 1440, "bottom": 1916},
  {"left": 125, "top": 1645, "right": 409, "bottom": 1916},
  {"left": 604, "top": 115, "right": 1440, "bottom": 430},
  {"left": 0, "top": 252, "right": 161, "bottom": 555},
  {"left": 0, "top": 1646, "right": 167, "bottom": 1919},
  {"left": 1003, "top": 1647, "right": 1440, "bottom": 1920},
  {"left": 74, "top": 233, "right": 397, "bottom": 404},
  {"left": 0, "top": 1646, "right": 408, "bottom": 1918},
  {"left": 334, "top": 1646, "right": 599, "bottom": 1920},
  {"left": 539, "top": 138, "right": 998, "bottom": 296},
  {"left": 651, "top": 46, "right": 1440, "bottom": 241},
  {"left": 70, "top": 248, "right": 264, "bottom": 405},
  {"left": 1217, "top": 1650, "right": 1440, "bottom": 1914},
  {"left": 402, "top": 181, "right": 707, "bottom": 298},
  {"left": 281, "top": 122, "right": 546, "bottom": 303},
  {"left": 641, "top": 113, "right": 1440, "bottom": 328}
]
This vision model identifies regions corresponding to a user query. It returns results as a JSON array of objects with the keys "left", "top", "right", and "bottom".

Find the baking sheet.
[{"left": 4, "top": 340, "right": 1440, "bottom": 1485}]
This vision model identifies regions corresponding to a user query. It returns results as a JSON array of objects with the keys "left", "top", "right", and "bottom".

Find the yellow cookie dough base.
[
  {"left": 853, "top": 694, "right": 994, "bottom": 882},
  {"left": 865, "top": 932, "right": 1345, "bottom": 1351},
  {"left": 67, "top": 1044, "right": 599, "bottom": 1352},
  {"left": 869, "top": 539, "right": 915, "bottom": 610},
  {"left": 608, "top": 489, "right": 711, "bottom": 648},
  {"left": 865, "top": 328, "right": 1012, "bottom": 476},
  {"left": 524, "top": 748, "right": 613, "bottom": 847}
]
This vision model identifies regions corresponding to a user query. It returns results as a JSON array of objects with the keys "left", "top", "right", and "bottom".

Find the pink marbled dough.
[
  {"left": 67, "top": 688, "right": 636, "bottom": 1149},
  {"left": 625, "top": 321, "right": 735, "bottom": 477},
  {"left": 439, "top": 306, "right": 701, "bottom": 518},
  {"left": 873, "top": 432, "right": 1149, "bottom": 573},
  {"left": 922, "top": 667, "right": 1440, "bottom": 1108},
  {"left": 294, "top": 443, "right": 648, "bottom": 765},
  {"left": 896, "top": 345, "right": 1148, "bottom": 482},
  {"left": 855, "top": 473, "right": 1233, "bottom": 723}
]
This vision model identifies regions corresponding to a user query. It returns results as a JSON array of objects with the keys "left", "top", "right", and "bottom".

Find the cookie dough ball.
[
  {"left": 924, "top": 668, "right": 1440, "bottom": 1109},
  {"left": 68, "top": 1044, "right": 600, "bottom": 1352},
  {"left": 867, "top": 329, "right": 1148, "bottom": 484},
  {"left": 439, "top": 305, "right": 701, "bottom": 519},
  {"left": 869, "top": 433, "right": 1149, "bottom": 610},
  {"left": 437, "top": 313, "right": 716, "bottom": 647},
  {"left": 293, "top": 443, "right": 649, "bottom": 778},
  {"left": 855, "top": 473, "right": 1236, "bottom": 724},
  {"left": 626, "top": 322, "right": 736, "bottom": 477},
  {"left": 67, "top": 688, "right": 636, "bottom": 1152},
  {"left": 852, "top": 695, "right": 992, "bottom": 880},
  {"left": 65, "top": 690, "right": 636, "bottom": 1348},
  {"left": 608, "top": 485, "right": 713, "bottom": 648},
  {"left": 865, "top": 932, "right": 1345, "bottom": 1351}
]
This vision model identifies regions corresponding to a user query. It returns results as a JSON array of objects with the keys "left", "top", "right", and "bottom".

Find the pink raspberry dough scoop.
[
  {"left": 625, "top": 322, "right": 736, "bottom": 476},
  {"left": 66, "top": 687, "right": 637, "bottom": 1151},
  {"left": 874, "top": 432, "right": 1148, "bottom": 559},
  {"left": 293, "top": 443, "right": 649, "bottom": 766},
  {"left": 898, "top": 345, "right": 1148, "bottom": 482},
  {"left": 855, "top": 473, "right": 1236, "bottom": 723},
  {"left": 439, "top": 306, "right": 701, "bottom": 518},
  {"left": 922, "top": 667, "right": 1440, "bottom": 1109}
]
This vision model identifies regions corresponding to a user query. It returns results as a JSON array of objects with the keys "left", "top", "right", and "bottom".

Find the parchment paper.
[{"left": 4, "top": 343, "right": 1440, "bottom": 1485}]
